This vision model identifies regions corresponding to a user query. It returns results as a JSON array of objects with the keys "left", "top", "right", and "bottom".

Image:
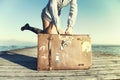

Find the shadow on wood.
[{"left": 0, "top": 51, "right": 37, "bottom": 70}]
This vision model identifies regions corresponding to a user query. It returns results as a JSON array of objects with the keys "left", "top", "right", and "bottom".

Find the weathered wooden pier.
[{"left": 0, "top": 47, "right": 120, "bottom": 80}]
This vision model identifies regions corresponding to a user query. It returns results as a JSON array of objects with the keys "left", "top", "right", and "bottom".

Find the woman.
[{"left": 21, "top": 0, "right": 78, "bottom": 34}]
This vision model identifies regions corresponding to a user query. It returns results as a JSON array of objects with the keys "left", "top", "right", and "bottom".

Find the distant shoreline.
[{"left": 0, "top": 44, "right": 120, "bottom": 57}]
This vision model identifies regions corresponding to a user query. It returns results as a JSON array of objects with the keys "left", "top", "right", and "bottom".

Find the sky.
[{"left": 0, "top": 0, "right": 120, "bottom": 45}]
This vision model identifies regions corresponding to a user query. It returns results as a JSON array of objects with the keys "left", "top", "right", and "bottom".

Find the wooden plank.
[
  {"left": 92, "top": 64, "right": 120, "bottom": 68},
  {"left": 0, "top": 72, "right": 87, "bottom": 77},
  {"left": 0, "top": 76, "right": 97, "bottom": 80},
  {"left": 93, "top": 58, "right": 120, "bottom": 62},
  {"left": 0, "top": 65, "right": 120, "bottom": 73},
  {"left": 98, "top": 74, "right": 120, "bottom": 80}
]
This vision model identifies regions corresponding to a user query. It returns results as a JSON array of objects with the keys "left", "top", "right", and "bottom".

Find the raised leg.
[
  {"left": 42, "top": 17, "right": 64, "bottom": 34},
  {"left": 21, "top": 23, "right": 43, "bottom": 34}
]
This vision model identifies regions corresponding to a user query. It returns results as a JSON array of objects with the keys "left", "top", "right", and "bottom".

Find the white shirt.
[{"left": 42, "top": 0, "right": 78, "bottom": 28}]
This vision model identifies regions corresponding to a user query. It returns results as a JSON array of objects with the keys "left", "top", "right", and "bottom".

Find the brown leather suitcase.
[{"left": 37, "top": 34, "right": 92, "bottom": 71}]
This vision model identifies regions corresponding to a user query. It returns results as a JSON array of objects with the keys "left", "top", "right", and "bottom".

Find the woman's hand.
[
  {"left": 57, "top": 28, "right": 64, "bottom": 34},
  {"left": 65, "top": 27, "right": 72, "bottom": 34}
]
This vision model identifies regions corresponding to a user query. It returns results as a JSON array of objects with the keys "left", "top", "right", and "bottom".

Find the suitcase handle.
[
  {"left": 58, "top": 34, "right": 73, "bottom": 40},
  {"left": 60, "top": 34, "right": 73, "bottom": 36}
]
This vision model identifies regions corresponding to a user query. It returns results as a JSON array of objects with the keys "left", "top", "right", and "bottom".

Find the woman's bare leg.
[
  {"left": 21, "top": 17, "right": 64, "bottom": 34},
  {"left": 21, "top": 23, "right": 43, "bottom": 34},
  {"left": 42, "top": 17, "right": 64, "bottom": 34},
  {"left": 42, "top": 17, "right": 57, "bottom": 34}
]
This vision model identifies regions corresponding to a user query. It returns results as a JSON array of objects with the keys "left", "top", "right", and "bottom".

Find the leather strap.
[{"left": 48, "top": 35, "right": 52, "bottom": 70}]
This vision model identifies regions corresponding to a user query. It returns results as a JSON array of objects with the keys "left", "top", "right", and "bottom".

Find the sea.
[
  {"left": 0, "top": 44, "right": 120, "bottom": 55},
  {"left": 92, "top": 45, "right": 120, "bottom": 55},
  {"left": 0, "top": 41, "right": 37, "bottom": 52}
]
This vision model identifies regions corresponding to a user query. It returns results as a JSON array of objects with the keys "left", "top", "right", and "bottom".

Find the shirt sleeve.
[
  {"left": 49, "top": 0, "right": 60, "bottom": 28},
  {"left": 67, "top": 0, "right": 78, "bottom": 28}
]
